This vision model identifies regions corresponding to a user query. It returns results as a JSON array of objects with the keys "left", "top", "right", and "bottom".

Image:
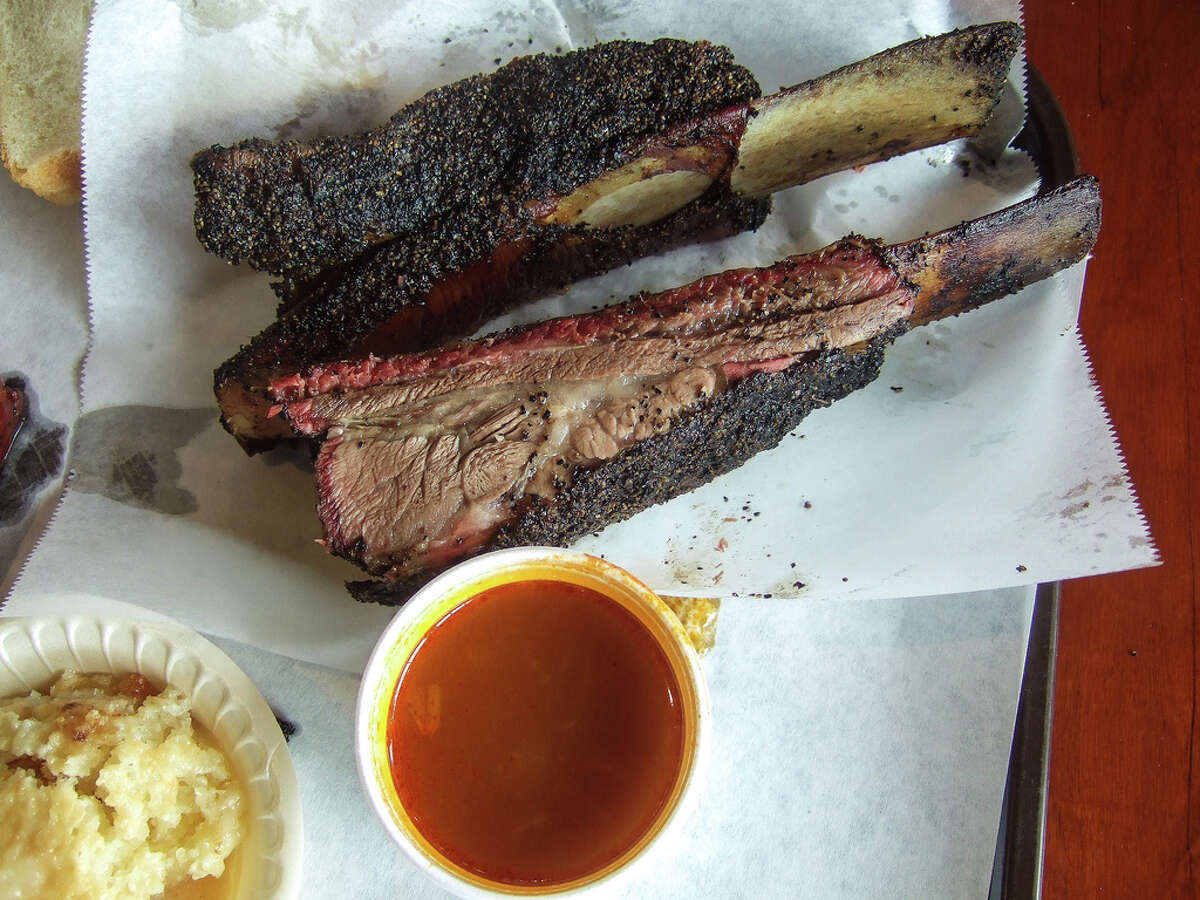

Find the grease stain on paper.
[
  {"left": 70, "top": 406, "right": 213, "bottom": 515},
  {"left": 1026, "top": 476, "right": 1131, "bottom": 528},
  {"left": 574, "top": 0, "right": 638, "bottom": 23},
  {"left": 966, "top": 431, "right": 1011, "bottom": 458},
  {"left": 173, "top": 0, "right": 269, "bottom": 34},
  {"left": 269, "top": 81, "right": 387, "bottom": 141},
  {"left": 0, "top": 425, "right": 67, "bottom": 526},
  {"left": 1062, "top": 479, "right": 1093, "bottom": 500}
]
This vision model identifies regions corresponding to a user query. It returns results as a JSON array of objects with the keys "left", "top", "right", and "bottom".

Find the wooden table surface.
[{"left": 1023, "top": 2, "right": 1199, "bottom": 895}]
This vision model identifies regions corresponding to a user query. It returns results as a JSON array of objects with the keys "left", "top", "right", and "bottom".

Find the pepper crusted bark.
[
  {"left": 193, "top": 25, "right": 1022, "bottom": 276},
  {"left": 192, "top": 40, "right": 761, "bottom": 278},
  {"left": 202, "top": 39, "right": 766, "bottom": 451}
]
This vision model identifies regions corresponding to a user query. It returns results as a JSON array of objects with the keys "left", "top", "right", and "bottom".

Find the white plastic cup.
[{"left": 355, "top": 547, "right": 711, "bottom": 898}]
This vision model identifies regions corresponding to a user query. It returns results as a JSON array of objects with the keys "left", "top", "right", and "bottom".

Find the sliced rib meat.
[{"left": 268, "top": 177, "right": 1101, "bottom": 601}]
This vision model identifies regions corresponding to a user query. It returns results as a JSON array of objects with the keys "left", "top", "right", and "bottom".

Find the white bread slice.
[{"left": 0, "top": 0, "right": 93, "bottom": 205}]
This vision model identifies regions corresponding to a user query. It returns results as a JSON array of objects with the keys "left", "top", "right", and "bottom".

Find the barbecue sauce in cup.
[
  {"left": 357, "top": 549, "right": 708, "bottom": 897},
  {"left": 385, "top": 578, "right": 685, "bottom": 887}
]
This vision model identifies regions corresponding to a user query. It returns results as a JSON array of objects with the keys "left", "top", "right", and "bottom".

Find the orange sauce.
[{"left": 386, "top": 579, "right": 685, "bottom": 887}]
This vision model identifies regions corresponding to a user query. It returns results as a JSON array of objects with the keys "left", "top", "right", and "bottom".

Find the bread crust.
[{"left": 0, "top": 140, "right": 82, "bottom": 205}]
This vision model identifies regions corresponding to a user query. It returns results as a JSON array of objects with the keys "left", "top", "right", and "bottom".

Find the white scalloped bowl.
[{"left": 0, "top": 616, "right": 303, "bottom": 899}]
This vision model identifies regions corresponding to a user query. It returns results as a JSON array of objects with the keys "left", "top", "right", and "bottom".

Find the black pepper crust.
[
  {"left": 347, "top": 325, "right": 904, "bottom": 605},
  {"left": 192, "top": 39, "right": 761, "bottom": 278}
]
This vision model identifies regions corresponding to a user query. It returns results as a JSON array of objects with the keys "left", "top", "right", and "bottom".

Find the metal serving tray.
[{"left": 989, "top": 63, "right": 1082, "bottom": 900}]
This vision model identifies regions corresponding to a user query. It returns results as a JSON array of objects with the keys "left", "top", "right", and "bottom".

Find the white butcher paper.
[{"left": 0, "top": 0, "right": 1156, "bottom": 896}]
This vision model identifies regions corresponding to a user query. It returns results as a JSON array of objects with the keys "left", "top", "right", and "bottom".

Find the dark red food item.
[{"left": 1, "top": 379, "right": 28, "bottom": 473}]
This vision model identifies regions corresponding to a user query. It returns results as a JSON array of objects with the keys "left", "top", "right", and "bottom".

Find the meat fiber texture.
[{"left": 3, "top": 0, "right": 1156, "bottom": 675}]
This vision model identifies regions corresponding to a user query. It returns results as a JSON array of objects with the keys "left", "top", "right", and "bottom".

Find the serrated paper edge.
[{"left": 1072, "top": 322, "right": 1160, "bottom": 564}]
